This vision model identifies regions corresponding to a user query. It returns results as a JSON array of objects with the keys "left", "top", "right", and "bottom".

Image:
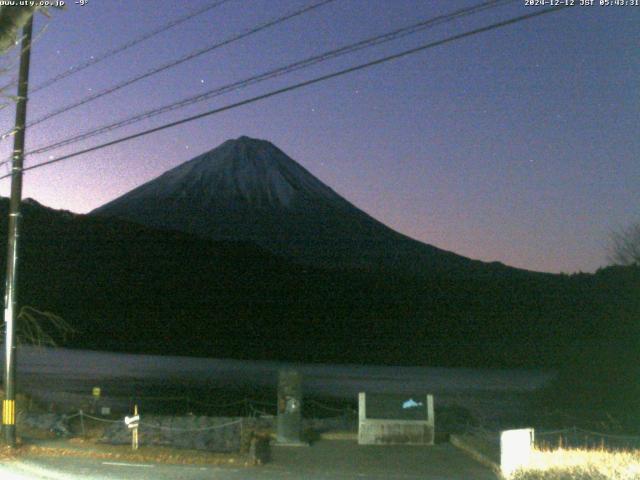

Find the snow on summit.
[{"left": 121, "top": 136, "right": 341, "bottom": 209}]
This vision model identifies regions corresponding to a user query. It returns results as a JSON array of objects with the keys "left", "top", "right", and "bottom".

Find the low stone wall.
[
  {"left": 20, "top": 413, "right": 72, "bottom": 436},
  {"left": 100, "top": 415, "right": 272, "bottom": 453}
]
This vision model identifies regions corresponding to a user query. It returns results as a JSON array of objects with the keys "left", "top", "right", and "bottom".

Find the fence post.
[{"left": 79, "top": 410, "right": 85, "bottom": 437}]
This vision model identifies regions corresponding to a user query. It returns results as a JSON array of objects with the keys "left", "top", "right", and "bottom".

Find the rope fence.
[
  {"left": 64, "top": 409, "right": 246, "bottom": 436},
  {"left": 53, "top": 402, "right": 640, "bottom": 451},
  {"left": 59, "top": 395, "right": 355, "bottom": 434},
  {"left": 189, "top": 397, "right": 250, "bottom": 407},
  {"left": 307, "top": 398, "right": 356, "bottom": 414},
  {"left": 536, "top": 426, "right": 640, "bottom": 451},
  {"left": 74, "top": 411, "right": 120, "bottom": 424},
  {"left": 137, "top": 418, "right": 244, "bottom": 432}
]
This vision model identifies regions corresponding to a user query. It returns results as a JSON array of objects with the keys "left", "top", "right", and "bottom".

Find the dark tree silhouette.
[{"left": 609, "top": 223, "right": 640, "bottom": 266}]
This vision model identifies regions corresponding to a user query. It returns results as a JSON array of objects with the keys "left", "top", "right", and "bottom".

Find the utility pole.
[{"left": 3, "top": 14, "right": 33, "bottom": 447}]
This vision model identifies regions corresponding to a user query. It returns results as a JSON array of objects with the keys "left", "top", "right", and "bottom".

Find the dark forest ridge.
[{"left": 1, "top": 196, "right": 637, "bottom": 369}]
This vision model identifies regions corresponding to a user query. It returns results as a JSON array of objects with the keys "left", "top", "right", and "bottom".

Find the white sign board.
[{"left": 124, "top": 415, "right": 140, "bottom": 429}]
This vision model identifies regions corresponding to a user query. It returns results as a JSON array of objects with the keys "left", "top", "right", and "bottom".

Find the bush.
[
  {"left": 510, "top": 448, "right": 640, "bottom": 480},
  {"left": 535, "top": 338, "right": 640, "bottom": 431}
]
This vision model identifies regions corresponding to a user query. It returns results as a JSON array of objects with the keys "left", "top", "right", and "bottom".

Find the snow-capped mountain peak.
[
  {"left": 92, "top": 136, "right": 476, "bottom": 272},
  {"left": 123, "top": 136, "right": 341, "bottom": 210}
]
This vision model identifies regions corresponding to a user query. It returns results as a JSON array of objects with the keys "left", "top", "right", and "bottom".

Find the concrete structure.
[
  {"left": 275, "top": 370, "right": 306, "bottom": 446},
  {"left": 500, "top": 428, "right": 534, "bottom": 477},
  {"left": 450, "top": 427, "right": 535, "bottom": 477},
  {"left": 358, "top": 392, "right": 434, "bottom": 445}
]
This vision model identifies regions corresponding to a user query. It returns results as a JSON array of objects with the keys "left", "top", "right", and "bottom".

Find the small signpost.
[{"left": 125, "top": 405, "right": 140, "bottom": 450}]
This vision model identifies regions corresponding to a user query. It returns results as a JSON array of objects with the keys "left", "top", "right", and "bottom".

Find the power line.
[
  {"left": 22, "top": 0, "right": 516, "bottom": 159},
  {"left": 6, "top": 0, "right": 337, "bottom": 135},
  {"left": 29, "top": 0, "right": 233, "bottom": 94},
  {"left": 0, "top": 5, "right": 570, "bottom": 182}
]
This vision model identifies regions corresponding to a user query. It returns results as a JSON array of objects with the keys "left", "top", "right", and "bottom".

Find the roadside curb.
[{"left": 318, "top": 432, "right": 357, "bottom": 441}]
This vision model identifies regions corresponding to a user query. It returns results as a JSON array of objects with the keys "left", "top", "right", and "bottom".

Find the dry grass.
[
  {"left": 0, "top": 419, "right": 254, "bottom": 467},
  {"left": 0, "top": 409, "right": 262, "bottom": 468},
  {"left": 511, "top": 448, "right": 640, "bottom": 480},
  {"left": 0, "top": 439, "right": 252, "bottom": 466},
  {"left": 0, "top": 444, "right": 23, "bottom": 461},
  {"left": 23, "top": 443, "right": 250, "bottom": 466}
]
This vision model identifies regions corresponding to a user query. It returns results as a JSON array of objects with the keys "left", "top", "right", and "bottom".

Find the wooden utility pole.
[{"left": 3, "top": 14, "right": 33, "bottom": 447}]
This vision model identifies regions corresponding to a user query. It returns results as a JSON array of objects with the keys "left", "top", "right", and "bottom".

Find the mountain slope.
[{"left": 92, "top": 136, "right": 499, "bottom": 274}]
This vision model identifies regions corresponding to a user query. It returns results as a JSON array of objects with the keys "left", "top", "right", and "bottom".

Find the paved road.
[{"left": 0, "top": 440, "right": 498, "bottom": 479}]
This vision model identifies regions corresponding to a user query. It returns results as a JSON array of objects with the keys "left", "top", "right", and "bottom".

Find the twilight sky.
[{"left": 0, "top": 0, "right": 637, "bottom": 274}]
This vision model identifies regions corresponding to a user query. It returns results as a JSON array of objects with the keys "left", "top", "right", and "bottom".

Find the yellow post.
[
  {"left": 2, "top": 399, "right": 15, "bottom": 426},
  {"left": 132, "top": 404, "right": 139, "bottom": 451}
]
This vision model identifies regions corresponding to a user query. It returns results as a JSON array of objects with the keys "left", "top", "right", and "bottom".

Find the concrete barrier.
[
  {"left": 500, "top": 428, "right": 534, "bottom": 477},
  {"left": 357, "top": 392, "right": 434, "bottom": 445}
]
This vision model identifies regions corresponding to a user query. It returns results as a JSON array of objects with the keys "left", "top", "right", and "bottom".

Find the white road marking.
[{"left": 102, "top": 461, "right": 154, "bottom": 468}]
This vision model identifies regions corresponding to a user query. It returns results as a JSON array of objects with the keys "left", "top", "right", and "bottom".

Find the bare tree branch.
[
  {"left": 0, "top": 306, "right": 75, "bottom": 347},
  {"left": 609, "top": 223, "right": 640, "bottom": 266}
]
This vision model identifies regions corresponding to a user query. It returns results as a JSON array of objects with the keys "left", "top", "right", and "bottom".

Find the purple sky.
[{"left": 0, "top": 0, "right": 637, "bottom": 274}]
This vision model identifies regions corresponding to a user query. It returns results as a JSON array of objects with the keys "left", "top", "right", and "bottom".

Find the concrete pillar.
[{"left": 275, "top": 369, "right": 306, "bottom": 446}]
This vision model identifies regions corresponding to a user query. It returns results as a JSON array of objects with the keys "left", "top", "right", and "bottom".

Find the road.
[{"left": 0, "top": 440, "right": 499, "bottom": 480}]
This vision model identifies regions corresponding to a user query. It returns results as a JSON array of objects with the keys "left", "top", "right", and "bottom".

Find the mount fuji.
[{"left": 92, "top": 136, "right": 502, "bottom": 274}]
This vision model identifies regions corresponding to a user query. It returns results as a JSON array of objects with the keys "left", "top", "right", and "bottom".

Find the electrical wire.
[
  {"left": 29, "top": 0, "right": 233, "bottom": 94},
  {"left": 23, "top": 0, "right": 516, "bottom": 159},
  {"left": 8, "top": 0, "right": 338, "bottom": 135},
  {"left": 0, "top": 5, "right": 570, "bottom": 181}
]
